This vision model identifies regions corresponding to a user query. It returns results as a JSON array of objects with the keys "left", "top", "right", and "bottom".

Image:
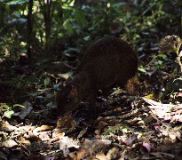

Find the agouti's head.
[{"left": 56, "top": 80, "right": 79, "bottom": 115}]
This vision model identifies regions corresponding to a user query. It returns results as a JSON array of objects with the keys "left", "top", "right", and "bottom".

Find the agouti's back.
[{"left": 79, "top": 36, "right": 137, "bottom": 89}]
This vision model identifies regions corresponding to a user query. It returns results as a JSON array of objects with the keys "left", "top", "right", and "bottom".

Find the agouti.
[{"left": 56, "top": 36, "right": 138, "bottom": 114}]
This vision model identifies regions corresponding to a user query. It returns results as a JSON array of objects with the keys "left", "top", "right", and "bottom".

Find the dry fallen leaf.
[
  {"left": 142, "top": 142, "right": 152, "bottom": 152},
  {"left": 59, "top": 136, "right": 79, "bottom": 157},
  {"left": 51, "top": 129, "right": 65, "bottom": 143},
  {"left": 96, "top": 153, "right": 108, "bottom": 160},
  {"left": 106, "top": 147, "right": 120, "bottom": 159},
  {"left": 33, "top": 125, "right": 54, "bottom": 135},
  {"left": 1, "top": 139, "right": 18, "bottom": 148},
  {"left": 71, "top": 149, "right": 87, "bottom": 160},
  {"left": 0, "top": 120, "right": 17, "bottom": 132},
  {"left": 124, "top": 135, "right": 137, "bottom": 146},
  {"left": 17, "top": 136, "right": 31, "bottom": 146},
  {"left": 38, "top": 131, "right": 51, "bottom": 141},
  {"left": 143, "top": 97, "right": 182, "bottom": 122}
]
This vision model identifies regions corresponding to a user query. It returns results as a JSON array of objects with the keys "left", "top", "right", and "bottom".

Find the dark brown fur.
[{"left": 56, "top": 36, "right": 138, "bottom": 114}]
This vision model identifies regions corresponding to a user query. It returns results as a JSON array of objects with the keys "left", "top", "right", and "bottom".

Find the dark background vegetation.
[
  {"left": 0, "top": 0, "right": 182, "bottom": 159},
  {"left": 0, "top": 0, "right": 181, "bottom": 105}
]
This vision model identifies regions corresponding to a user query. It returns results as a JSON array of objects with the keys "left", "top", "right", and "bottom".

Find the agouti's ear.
[{"left": 69, "top": 85, "right": 78, "bottom": 97}]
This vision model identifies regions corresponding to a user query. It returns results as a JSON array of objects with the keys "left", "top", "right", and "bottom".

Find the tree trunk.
[
  {"left": 44, "top": 0, "right": 52, "bottom": 49},
  {"left": 27, "top": 0, "right": 33, "bottom": 58}
]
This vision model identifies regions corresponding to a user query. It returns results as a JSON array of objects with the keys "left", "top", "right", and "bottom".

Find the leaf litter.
[{"left": 1, "top": 35, "right": 182, "bottom": 159}]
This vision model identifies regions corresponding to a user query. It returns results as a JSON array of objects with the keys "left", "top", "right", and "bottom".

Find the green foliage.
[
  {"left": 154, "top": 54, "right": 168, "bottom": 69},
  {"left": 138, "top": 65, "right": 147, "bottom": 74},
  {"left": 43, "top": 77, "right": 51, "bottom": 88},
  {"left": 103, "top": 124, "right": 130, "bottom": 136},
  {"left": 3, "top": 110, "right": 14, "bottom": 119},
  {"left": 0, "top": 0, "right": 180, "bottom": 57},
  {"left": 6, "top": 0, "right": 29, "bottom": 6},
  {"left": 0, "top": 0, "right": 27, "bottom": 58},
  {"left": 0, "top": 103, "right": 14, "bottom": 118}
]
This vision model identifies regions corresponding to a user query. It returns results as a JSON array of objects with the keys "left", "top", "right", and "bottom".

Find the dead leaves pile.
[
  {"left": 1, "top": 94, "right": 182, "bottom": 159},
  {"left": 0, "top": 75, "right": 182, "bottom": 160}
]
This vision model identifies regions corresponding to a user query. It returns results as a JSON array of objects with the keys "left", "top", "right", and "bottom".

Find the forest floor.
[{"left": 0, "top": 37, "right": 182, "bottom": 160}]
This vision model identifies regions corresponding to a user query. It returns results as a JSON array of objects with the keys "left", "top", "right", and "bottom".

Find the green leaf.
[
  {"left": 7, "top": 0, "right": 29, "bottom": 6},
  {"left": 112, "top": 2, "right": 126, "bottom": 10},
  {"left": 74, "top": 9, "right": 87, "bottom": 27},
  {"left": 3, "top": 110, "right": 14, "bottom": 119},
  {"left": 0, "top": 103, "right": 10, "bottom": 111},
  {"left": 157, "top": 53, "right": 167, "bottom": 60},
  {"left": 138, "top": 66, "right": 147, "bottom": 73},
  {"left": 63, "top": 19, "right": 74, "bottom": 34},
  {"left": 44, "top": 77, "right": 50, "bottom": 87}
]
